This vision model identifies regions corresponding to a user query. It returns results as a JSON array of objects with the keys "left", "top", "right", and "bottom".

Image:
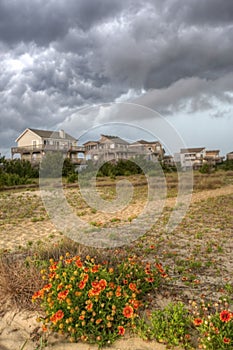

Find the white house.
[{"left": 11, "top": 128, "right": 85, "bottom": 164}]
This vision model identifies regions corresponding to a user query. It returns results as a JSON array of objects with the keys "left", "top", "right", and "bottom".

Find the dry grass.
[
  {"left": 0, "top": 252, "right": 43, "bottom": 314},
  {"left": 0, "top": 237, "right": 133, "bottom": 315}
]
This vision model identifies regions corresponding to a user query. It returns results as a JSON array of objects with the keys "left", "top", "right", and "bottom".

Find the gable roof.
[
  {"left": 136, "top": 140, "right": 160, "bottom": 145},
  {"left": 100, "top": 134, "right": 129, "bottom": 145},
  {"left": 16, "top": 128, "right": 76, "bottom": 142},
  {"left": 180, "top": 147, "right": 205, "bottom": 154}
]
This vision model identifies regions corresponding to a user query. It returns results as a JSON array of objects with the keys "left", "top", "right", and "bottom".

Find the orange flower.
[
  {"left": 65, "top": 258, "right": 73, "bottom": 264},
  {"left": 49, "top": 263, "right": 58, "bottom": 271},
  {"left": 57, "top": 283, "right": 63, "bottom": 290},
  {"left": 146, "top": 276, "right": 154, "bottom": 283},
  {"left": 75, "top": 260, "right": 83, "bottom": 268},
  {"left": 123, "top": 305, "right": 134, "bottom": 318},
  {"left": 78, "top": 280, "right": 86, "bottom": 290},
  {"left": 85, "top": 301, "right": 93, "bottom": 311},
  {"left": 220, "top": 310, "right": 232, "bottom": 323},
  {"left": 91, "top": 281, "right": 99, "bottom": 288},
  {"left": 42, "top": 283, "right": 52, "bottom": 292},
  {"left": 96, "top": 318, "right": 102, "bottom": 324},
  {"left": 130, "top": 299, "right": 140, "bottom": 310},
  {"left": 109, "top": 282, "right": 115, "bottom": 289},
  {"left": 42, "top": 324, "right": 48, "bottom": 332},
  {"left": 50, "top": 310, "right": 64, "bottom": 323},
  {"left": 129, "top": 283, "right": 137, "bottom": 291},
  {"left": 123, "top": 279, "right": 128, "bottom": 285},
  {"left": 58, "top": 289, "right": 69, "bottom": 300},
  {"left": 223, "top": 337, "right": 231, "bottom": 344},
  {"left": 118, "top": 326, "right": 125, "bottom": 336},
  {"left": 32, "top": 289, "right": 44, "bottom": 300},
  {"left": 91, "top": 265, "right": 99, "bottom": 273},
  {"left": 99, "top": 279, "right": 107, "bottom": 290},
  {"left": 193, "top": 318, "right": 203, "bottom": 326},
  {"left": 79, "top": 315, "right": 85, "bottom": 320},
  {"left": 161, "top": 272, "right": 168, "bottom": 278},
  {"left": 88, "top": 283, "right": 102, "bottom": 297},
  {"left": 83, "top": 274, "right": 89, "bottom": 282},
  {"left": 49, "top": 272, "right": 56, "bottom": 279}
]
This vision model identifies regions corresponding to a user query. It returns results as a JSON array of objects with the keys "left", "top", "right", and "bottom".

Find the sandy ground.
[
  {"left": 0, "top": 310, "right": 173, "bottom": 350},
  {"left": 1, "top": 184, "right": 233, "bottom": 349}
]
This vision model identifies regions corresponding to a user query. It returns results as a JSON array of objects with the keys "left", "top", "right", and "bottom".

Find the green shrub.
[
  {"left": 32, "top": 255, "right": 164, "bottom": 347},
  {"left": 67, "top": 173, "right": 78, "bottom": 183},
  {"left": 192, "top": 299, "right": 233, "bottom": 349},
  {"left": 136, "top": 302, "right": 192, "bottom": 348}
]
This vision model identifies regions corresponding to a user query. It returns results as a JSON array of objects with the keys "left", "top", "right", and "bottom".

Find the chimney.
[{"left": 59, "top": 129, "right": 65, "bottom": 138}]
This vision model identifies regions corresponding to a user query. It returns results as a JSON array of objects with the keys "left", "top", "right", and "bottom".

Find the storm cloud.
[{"left": 0, "top": 0, "right": 233, "bottom": 154}]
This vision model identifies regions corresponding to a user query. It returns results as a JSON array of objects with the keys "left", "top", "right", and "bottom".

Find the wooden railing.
[{"left": 11, "top": 144, "right": 85, "bottom": 153}]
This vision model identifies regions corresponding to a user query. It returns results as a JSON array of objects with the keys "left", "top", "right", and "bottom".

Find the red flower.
[
  {"left": 32, "top": 289, "right": 44, "bottom": 300},
  {"left": 109, "top": 282, "right": 115, "bottom": 289},
  {"left": 220, "top": 310, "right": 232, "bottom": 323},
  {"left": 78, "top": 280, "right": 86, "bottom": 290},
  {"left": 49, "top": 272, "right": 56, "bottom": 279},
  {"left": 130, "top": 299, "right": 140, "bottom": 310},
  {"left": 91, "top": 265, "right": 99, "bottom": 273},
  {"left": 75, "top": 260, "right": 83, "bottom": 268},
  {"left": 43, "top": 283, "right": 52, "bottom": 291},
  {"left": 49, "top": 263, "right": 58, "bottom": 271},
  {"left": 85, "top": 301, "right": 93, "bottom": 311},
  {"left": 91, "top": 281, "right": 99, "bottom": 288},
  {"left": 161, "top": 272, "right": 168, "bottom": 278},
  {"left": 88, "top": 283, "right": 102, "bottom": 297},
  {"left": 146, "top": 276, "right": 154, "bottom": 283},
  {"left": 99, "top": 279, "right": 107, "bottom": 290},
  {"left": 83, "top": 274, "right": 89, "bottom": 282},
  {"left": 115, "top": 286, "right": 121, "bottom": 297},
  {"left": 118, "top": 326, "right": 125, "bottom": 336},
  {"left": 42, "top": 324, "right": 48, "bottom": 332},
  {"left": 123, "top": 305, "right": 134, "bottom": 318},
  {"left": 50, "top": 310, "right": 64, "bottom": 323},
  {"left": 193, "top": 318, "right": 203, "bottom": 326},
  {"left": 65, "top": 258, "right": 73, "bottom": 264},
  {"left": 57, "top": 289, "right": 69, "bottom": 300},
  {"left": 223, "top": 337, "right": 231, "bottom": 344},
  {"left": 129, "top": 283, "right": 137, "bottom": 291}
]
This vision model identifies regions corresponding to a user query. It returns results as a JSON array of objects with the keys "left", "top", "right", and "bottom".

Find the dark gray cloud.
[{"left": 0, "top": 0, "right": 233, "bottom": 155}]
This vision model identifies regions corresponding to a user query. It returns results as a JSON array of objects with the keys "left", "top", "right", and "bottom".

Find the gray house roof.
[
  {"left": 100, "top": 134, "right": 129, "bottom": 145},
  {"left": 29, "top": 128, "right": 76, "bottom": 141},
  {"left": 180, "top": 147, "right": 205, "bottom": 154}
]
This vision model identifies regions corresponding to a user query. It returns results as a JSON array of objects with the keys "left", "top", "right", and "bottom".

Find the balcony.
[{"left": 11, "top": 144, "right": 85, "bottom": 154}]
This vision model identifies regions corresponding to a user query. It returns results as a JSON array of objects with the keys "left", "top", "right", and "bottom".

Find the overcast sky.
[{"left": 0, "top": 0, "right": 233, "bottom": 157}]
